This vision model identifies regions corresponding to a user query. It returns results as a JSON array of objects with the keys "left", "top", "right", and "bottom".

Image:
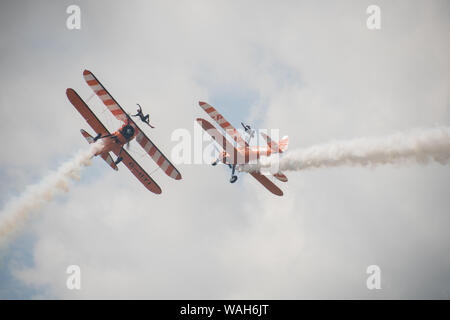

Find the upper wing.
[
  {"left": 198, "top": 101, "right": 248, "bottom": 148},
  {"left": 196, "top": 118, "right": 239, "bottom": 162},
  {"left": 66, "top": 88, "right": 110, "bottom": 136},
  {"left": 112, "top": 147, "right": 162, "bottom": 194},
  {"left": 83, "top": 69, "right": 182, "bottom": 180},
  {"left": 250, "top": 172, "right": 284, "bottom": 196},
  {"left": 83, "top": 69, "right": 128, "bottom": 123}
]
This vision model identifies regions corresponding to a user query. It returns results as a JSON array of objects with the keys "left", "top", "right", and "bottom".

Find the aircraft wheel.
[{"left": 230, "top": 175, "right": 238, "bottom": 183}]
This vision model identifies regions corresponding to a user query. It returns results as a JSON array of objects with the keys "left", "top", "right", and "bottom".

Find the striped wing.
[
  {"left": 196, "top": 118, "right": 239, "bottom": 163},
  {"left": 198, "top": 101, "right": 248, "bottom": 148},
  {"left": 135, "top": 131, "right": 182, "bottom": 180},
  {"left": 83, "top": 69, "right": 128, "bottom": 123},
  {"left": 83, "top": 69, "right": 181, "bottom": 180}
]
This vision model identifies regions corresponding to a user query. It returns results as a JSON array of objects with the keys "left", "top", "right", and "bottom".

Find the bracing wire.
[
  {"left": 149, "top": 165, "right": 161, "bottom": 176},
  {"left": 86, "top": 92, "right": 95, "bottom": 103}
]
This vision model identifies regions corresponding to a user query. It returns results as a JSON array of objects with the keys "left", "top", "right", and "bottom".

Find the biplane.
[
  {"left": 197, "top": 101, "right": 288, "bottom": 196},
  {"left": 66, "top": 70, "right": 182, "bottom": 194}
]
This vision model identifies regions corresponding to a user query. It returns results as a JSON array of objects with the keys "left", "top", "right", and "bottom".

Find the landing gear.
[
  {"left": 210, "top": 158, "right": 238, "bottom": 184},
  {"left": 115, "top": 146, "right": 124, "bottom": 165},
  {"left": 229, "top": 164, "right": 237, "bottom": 183},
  {"left": 93, "top": 133, "right": 102, "bottom": 142}
]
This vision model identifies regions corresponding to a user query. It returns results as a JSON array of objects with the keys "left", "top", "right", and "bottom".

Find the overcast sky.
[{"left": 0, "top": 0, "right": 449, "bottom": 299}]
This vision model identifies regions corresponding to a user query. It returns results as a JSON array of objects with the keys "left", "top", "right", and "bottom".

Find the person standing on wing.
[{"left": 132, "top": 103, "right": 155, "bottom": 128}]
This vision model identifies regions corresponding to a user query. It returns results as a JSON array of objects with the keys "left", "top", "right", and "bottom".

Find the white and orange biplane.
[
  {"left": 197, "top": 102, "right": 288, "bottom": 196},
  {"left": 66, "top": 70, "right": 182, "bottom": 194}
]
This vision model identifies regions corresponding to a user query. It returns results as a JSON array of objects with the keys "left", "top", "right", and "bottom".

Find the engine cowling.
[{"left": 120, "top": 124, "right": 135, "bottom": 140}]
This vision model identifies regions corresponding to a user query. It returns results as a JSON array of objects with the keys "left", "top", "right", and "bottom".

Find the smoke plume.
[
  {"left": 0, "top": 141, "right": 104, "bottom": 246},
  {"left": 240, "top": 126, "right": 450, "bottom": 173}
]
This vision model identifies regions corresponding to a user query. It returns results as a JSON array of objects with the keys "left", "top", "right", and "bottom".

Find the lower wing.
[
  {"left": 196, "top": 118, "right": 238, "bottom": 162},
  {"left": 250, "top": 172, "right": 283, "bottom": 196},
  {"left": 113, "top": 147, "right": 162, "bottom": 194},
  {"left": 66, "top": 88, "right": 110, "bottom": 137}
]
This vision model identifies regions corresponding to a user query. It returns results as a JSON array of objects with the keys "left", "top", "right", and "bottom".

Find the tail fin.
[
  {"left": 80, "top": 129, "right": 118, "bottom": 171},
  {"left": 260, "top": 133, "right": 289, "bottom": 153},
  {"left": 278, "top": 135, "right": 289, "bottom": 153}
]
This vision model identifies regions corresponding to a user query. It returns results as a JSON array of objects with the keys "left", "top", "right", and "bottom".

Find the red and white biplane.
[
  {"left": 197, "top": 102, "right": 288, "bottom": 196},
  {"left": 66, "top": 70, "right": 182, "bottom": 194}
]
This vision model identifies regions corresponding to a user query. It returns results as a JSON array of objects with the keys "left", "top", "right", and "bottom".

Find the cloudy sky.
[{"left": 0, "top": 0, "right": 449, "bottom": 299}]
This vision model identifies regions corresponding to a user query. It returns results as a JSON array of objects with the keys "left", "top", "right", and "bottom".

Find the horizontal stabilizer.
[
  {"left": 80, "top": 129, "right": 118, "bottom": 171},
  {"left": 273, "top": 172, "right": 288, "bottom": 182}
]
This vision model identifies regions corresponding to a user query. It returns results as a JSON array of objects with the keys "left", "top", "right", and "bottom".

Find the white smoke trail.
[
  {"left": 0, "top": 141, "right": 104, "bottom": 246},
  {"left": 240, "top": 126, "right": 450, "bottom": 173}
]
